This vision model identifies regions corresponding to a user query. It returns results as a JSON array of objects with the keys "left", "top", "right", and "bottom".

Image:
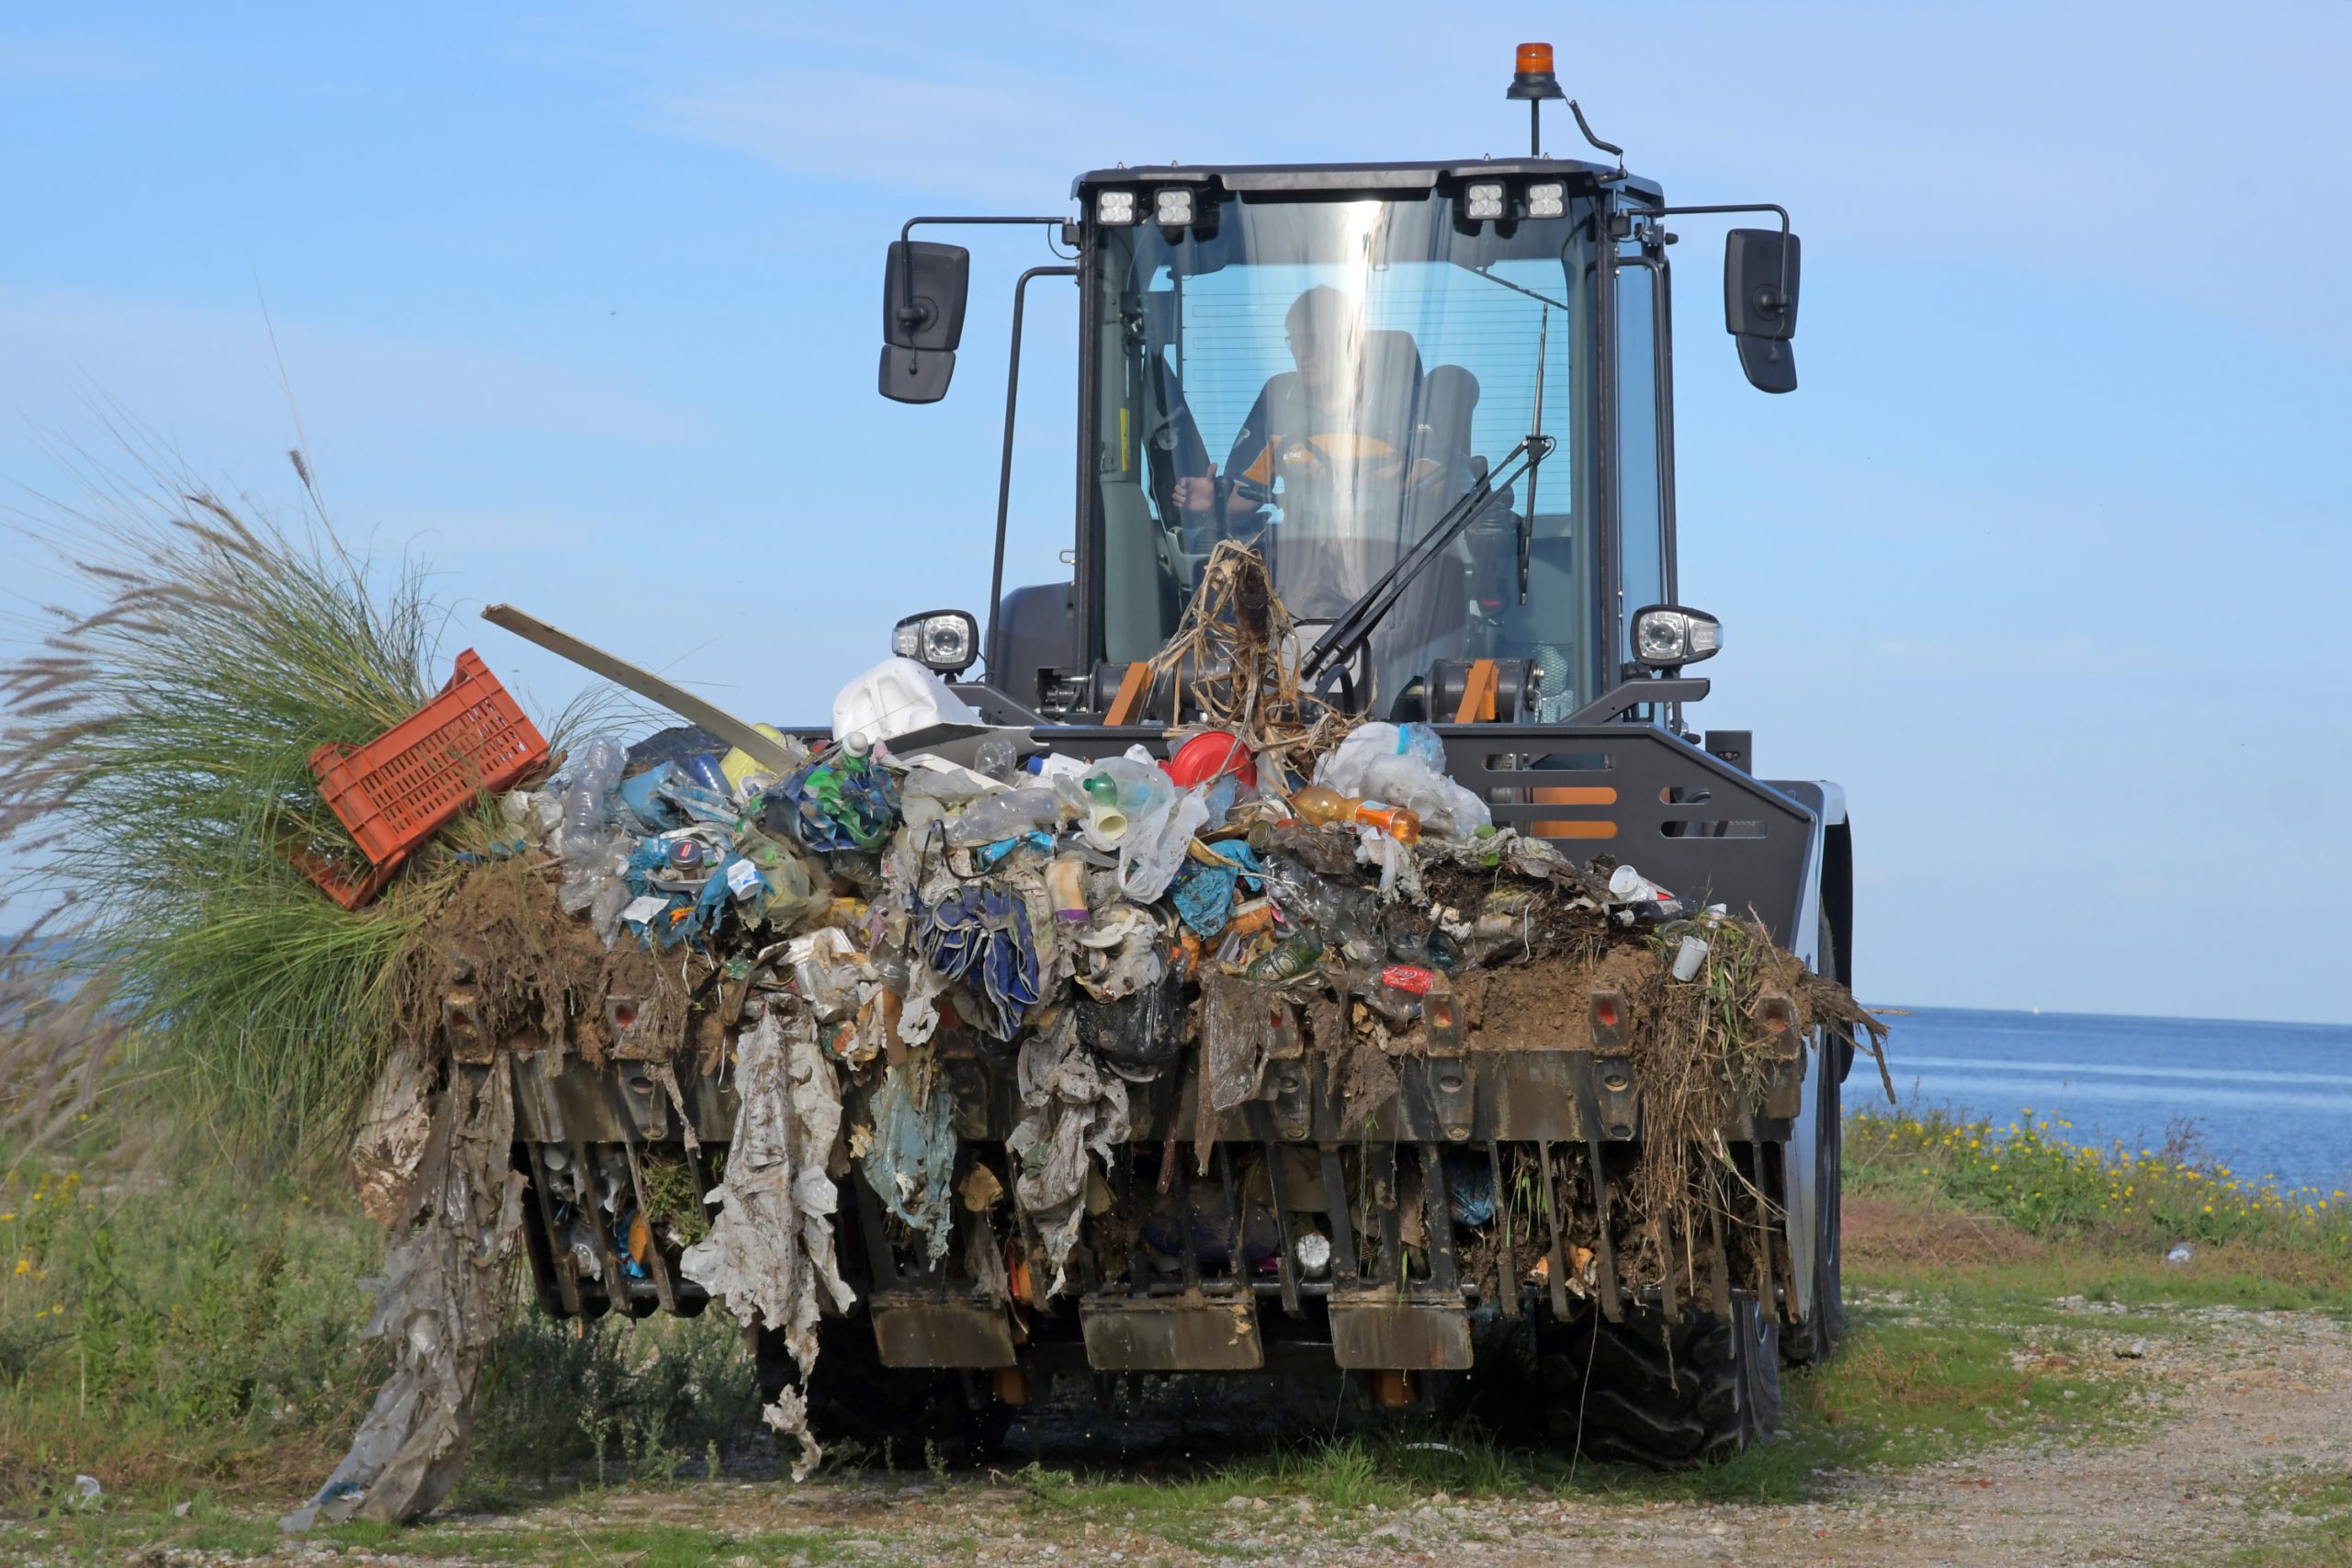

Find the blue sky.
[{"left": 2, "top": 4, "right": 2346, "bottom": 1021}]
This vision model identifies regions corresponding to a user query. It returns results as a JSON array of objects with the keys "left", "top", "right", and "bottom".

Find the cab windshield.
[{"left": 1092, "top": 187, "right": 1600, "bottom": 716}]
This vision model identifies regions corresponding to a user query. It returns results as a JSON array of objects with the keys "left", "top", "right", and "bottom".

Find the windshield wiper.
[{"left": 1298, "top": 434, "right": 1556, "bottom": 694}]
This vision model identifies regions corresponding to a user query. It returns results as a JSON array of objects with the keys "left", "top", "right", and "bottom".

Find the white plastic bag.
[{"left": 1115, "top": 785, "right": 1210, "bottom": 903}]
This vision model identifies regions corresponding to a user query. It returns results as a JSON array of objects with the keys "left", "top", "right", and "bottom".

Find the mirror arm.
[
  {"left": 898, "top": 216, "right": 1074, "bottom": 333},
  {"left": 1625, "top": 200, "right": 1792, "bottom": 316}
]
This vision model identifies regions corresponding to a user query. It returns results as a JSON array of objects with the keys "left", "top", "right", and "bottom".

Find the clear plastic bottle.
[
  {"left": 559, "top": 738, "right": 626, "bottom": 848},
  {"left": 556, "top": 739, "right": 630, "bottom": 919},
  {"left": 974, "top": 734, "right": 1020, "bottom": 782}
]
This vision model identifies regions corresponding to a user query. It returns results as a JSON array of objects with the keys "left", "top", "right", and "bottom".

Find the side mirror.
[
  {"left": 878, "top": 240, "right": 971, "bottom": 404},
  {"left": 1724, "top": 228, "right": 1801, "bottom": 394}
]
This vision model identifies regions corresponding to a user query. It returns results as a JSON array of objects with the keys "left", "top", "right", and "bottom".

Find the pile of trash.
[
  {"left": 262, "top": 540, "right": 1888, "bottom": 1525},
  {"left": 309, "top": 637, "right": 1883, "bottom": 1509}
]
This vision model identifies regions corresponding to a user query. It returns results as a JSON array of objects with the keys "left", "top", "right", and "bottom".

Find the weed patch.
[{"left": 1848, "top": 1105, "right": 2352, "bottom": 1302}]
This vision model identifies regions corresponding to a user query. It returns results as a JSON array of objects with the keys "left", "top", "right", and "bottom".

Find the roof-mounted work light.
[{"left": 1095, "top": 188, "right": 1137, "bottom": 226}]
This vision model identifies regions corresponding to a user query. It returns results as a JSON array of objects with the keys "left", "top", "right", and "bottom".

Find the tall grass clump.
[{"left": 0, "top": 449, "right": 481, "bottom": 1173}]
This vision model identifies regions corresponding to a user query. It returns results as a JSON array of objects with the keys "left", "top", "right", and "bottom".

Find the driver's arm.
[{"left": 1176, "top": 388, "right": 1274, "bottom": 516}]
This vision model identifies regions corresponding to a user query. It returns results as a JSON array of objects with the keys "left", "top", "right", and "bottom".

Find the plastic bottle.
[
  {"left": 945, "top": 786, "right": 1065, "bottom": 847},
  {"left": 559, "top": 739, "right": 626, "bottom": 846},
  {"left": 1291, "top": 784, "right": 1422, "bottom": 844},
  {"left": 974, "top": 734, "right": 1020, "bottom": 782},
  {"left": 555, "top": 739, "right": 630, "bottom": 919},
  {"left": 685, "top": 752, "right": 730, "bottom": 795},
  {"left": 1245, "top": 931, "right": 1325, "bottom": 981}
]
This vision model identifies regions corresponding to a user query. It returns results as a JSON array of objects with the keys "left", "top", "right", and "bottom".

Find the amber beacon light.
[{"left": 1508, "top": 41, "right": 1564, "bottom": 100}]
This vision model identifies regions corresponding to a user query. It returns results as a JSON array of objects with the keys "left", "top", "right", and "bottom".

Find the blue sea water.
[{"left": 1875, "top": 1007, "right": 2352, "bottom": 1198}]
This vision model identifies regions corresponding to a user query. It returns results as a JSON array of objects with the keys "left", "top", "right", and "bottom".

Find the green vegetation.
[
  {"left": 6, "top": 1103, "right": 2346, "bottom": 1558},
  {"left": 2234, "top": 1463, "right": 2352, "bottom": 1566},
  {"left": 1847, "top": 1103, "right": 2352, "bottom": 1304},
  {"left": 0, "top": 1149, "right": 752, "bottom": 1512}
]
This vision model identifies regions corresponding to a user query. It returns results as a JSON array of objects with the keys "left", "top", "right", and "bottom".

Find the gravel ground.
[{"left": 28, "top": 1299, "right": 2352, "bottom": 1567}]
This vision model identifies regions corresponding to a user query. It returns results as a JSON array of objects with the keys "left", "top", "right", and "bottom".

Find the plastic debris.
[
  {"left": 679, "top": 1011, "right": 855, "bottom": 1480},
  {"left": 282, "top": 1065, "right": 525, "bottom": 1531},
  {"left": 765, "top": 752, "right": 899, "bottom": 852},
  {"left": 862, "top": 1064, "right": 960, "bottom": 1260},
  {"left": 280, "top": 544, "right": 1892, "bottom": 1520},
  {"left": 831, "top": 657, "right": 981, "bottom": 754},
  {"left": 1317, "top": 721, "right": 1488, "bottom": 837},
  {"left": 1005, "top": 1012, "right": 1130, "bottom": 1294}
]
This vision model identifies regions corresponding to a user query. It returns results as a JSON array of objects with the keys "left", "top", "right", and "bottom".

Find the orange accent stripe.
[
  {"left": 1533, "top": 820, "right": 1618, "bottom": 839},
  {"left": 1532, "top": 785, "right": 1617, "bottom": 806}
]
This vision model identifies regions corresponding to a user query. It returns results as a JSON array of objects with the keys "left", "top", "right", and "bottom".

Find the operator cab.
[
  {"left": 1083, "top": 160, "right": 1630, "bottom": 719},
  {"left": 877, "top": 46, "right": 1800, "bottom": 729}
]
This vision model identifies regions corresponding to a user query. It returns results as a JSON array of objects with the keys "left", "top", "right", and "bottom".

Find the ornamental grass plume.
[{"left": 0, "top": 442, "right": 528, "bottom": 1172}]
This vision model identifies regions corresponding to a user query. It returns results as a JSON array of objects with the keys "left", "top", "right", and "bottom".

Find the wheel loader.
[{"left": 506, "top": 43, "right": 1856, "bottom": 1466}]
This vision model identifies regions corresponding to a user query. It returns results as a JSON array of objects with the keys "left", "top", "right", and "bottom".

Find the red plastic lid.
[{"left": 1164, "top": 729, "right": 1259, "bottom": 789}]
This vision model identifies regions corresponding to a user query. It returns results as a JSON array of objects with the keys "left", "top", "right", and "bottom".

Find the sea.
[{"left": 1877, "top": 1006, "right": 2352, "bottom": 1198}]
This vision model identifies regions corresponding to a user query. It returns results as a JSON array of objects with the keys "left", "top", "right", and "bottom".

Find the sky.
[{"left": 2, "top": 3, "right": 2347, "bottom": 1022}]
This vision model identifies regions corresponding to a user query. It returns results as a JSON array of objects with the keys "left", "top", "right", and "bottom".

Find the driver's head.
[{"left": 1285, "top": 286, "right": 1361, "bottom": 398}]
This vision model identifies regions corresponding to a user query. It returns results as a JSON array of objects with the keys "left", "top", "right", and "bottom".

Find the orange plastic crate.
[{"left": 308, "top": 649, "right": 549, "bottom": 868}]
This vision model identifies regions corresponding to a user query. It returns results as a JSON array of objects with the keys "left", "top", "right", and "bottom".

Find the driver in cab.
[{"left": 1171, "top": 286, "right": 1423, "bottom": 543}]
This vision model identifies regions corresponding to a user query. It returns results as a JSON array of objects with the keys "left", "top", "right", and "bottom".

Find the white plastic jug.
[{"left": 831, "top": 657, "right": 980, "bottom": 755}]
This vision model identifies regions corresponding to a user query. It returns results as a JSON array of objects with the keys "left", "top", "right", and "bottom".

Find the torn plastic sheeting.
[
  {"left": 349, "top": 1032, "right": 435, "bottom": 1229},
  {"left": 1005, "top": 1012, "right": 1129, "bottom": 1297},
  {"left": 860, "top": 1062, "right": 959, "bottom": 1262},
  {"left": 1114, "top": 785, "right": 1212, "bottom": 905},
  {"left": 1076, "top": 963, "right": 1187, "bottom": 1081},
  {"left": 284, "top": 1065, "right": 525, "bottom": 1532},
  {"left": 1195, "top": 973, "right": 1277, "bottom": 1172},
  {"left": 679, "top": 1010, "right": 855, "bottom": 1482}
]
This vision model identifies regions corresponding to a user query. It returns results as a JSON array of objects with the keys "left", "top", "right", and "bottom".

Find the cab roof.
[{"left": 1071, "top": 158, "right": 1663, "bottom": 202}]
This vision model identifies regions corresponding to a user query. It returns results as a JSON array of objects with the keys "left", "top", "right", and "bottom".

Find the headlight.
[
  {"left": 1464, "top": 182, "right": 1505, "bottom": 221},
  {"left": 1631, "top": 604, "right": 1724, "bottom": 670},
  {"left": 1527, "top": 181, "right": 1565, "bottom": 219},
  {"left": 892, "top": 609, "right": 980, "bottom": 676},
  {"left": 1095, "top": 189, "right": 1137, "bottom": 225},
  {"left": 1154, "top": 186, "right": 1194, "bottom": 227}
]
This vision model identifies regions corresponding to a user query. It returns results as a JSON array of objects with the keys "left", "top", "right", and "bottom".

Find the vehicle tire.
[
  {"left": 754, "top": 1311, "right": 1010, "bottom": 1468},
  {"left": 1536, "top": 1297, "right": 1782, "bottom": 1465}
]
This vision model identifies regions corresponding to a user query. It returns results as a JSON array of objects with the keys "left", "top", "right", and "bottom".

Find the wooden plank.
[{"left": 481, "top": 604, "right": 804, "bottom": 773}]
